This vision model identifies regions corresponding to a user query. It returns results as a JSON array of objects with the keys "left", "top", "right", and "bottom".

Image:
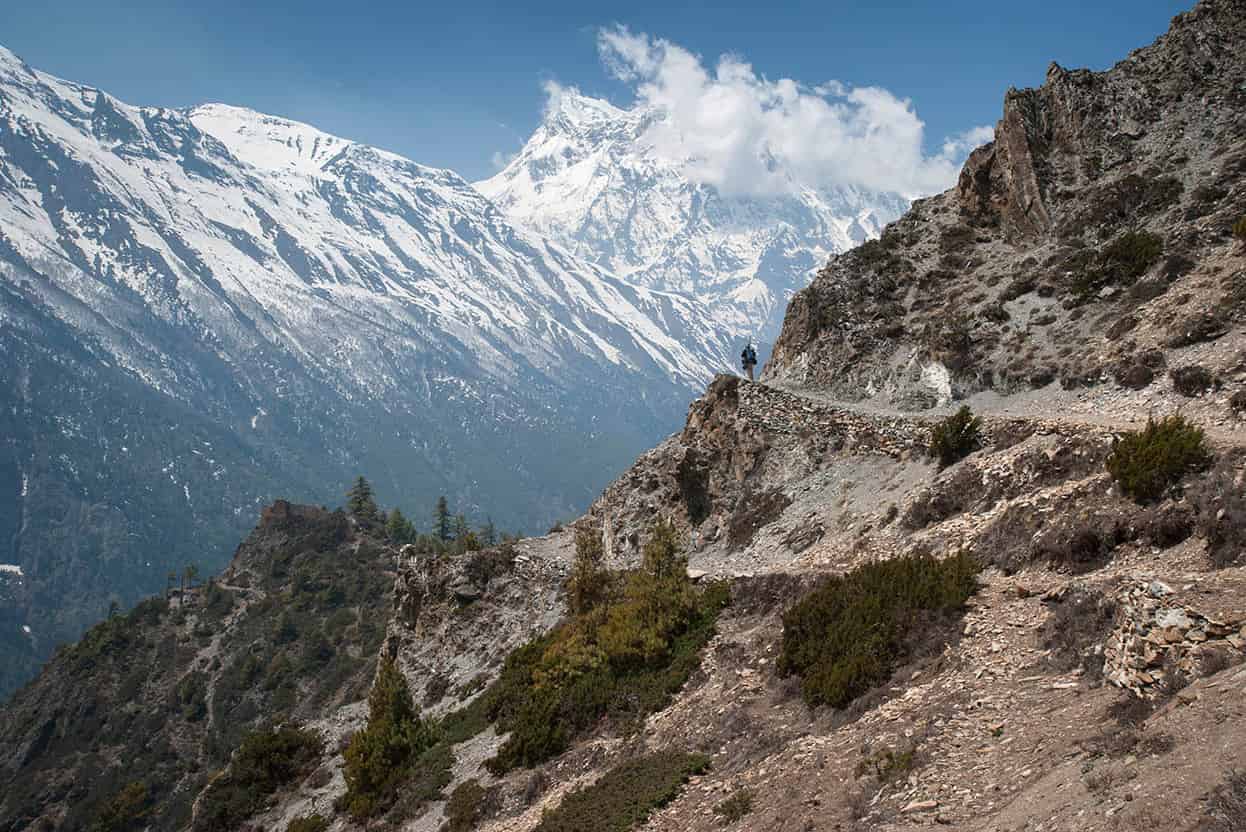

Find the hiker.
[{"left": 740, "top": 342, "right": 758, "bottom": 381}]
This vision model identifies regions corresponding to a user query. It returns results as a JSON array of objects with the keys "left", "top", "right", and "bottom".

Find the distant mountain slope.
[
  {"left": 476, "top": 88, "right": 911, "bottom": 349},
  {"left": 0, "top": 47, "right": 725, "bottom": 698}
]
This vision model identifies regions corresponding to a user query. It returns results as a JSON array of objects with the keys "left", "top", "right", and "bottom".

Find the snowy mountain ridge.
[
  {"left": 477, "top": 86, "right": 912, "bottom": 345},
  {"left": 0, "top": 44, "right": 728, "bottom": 696}
]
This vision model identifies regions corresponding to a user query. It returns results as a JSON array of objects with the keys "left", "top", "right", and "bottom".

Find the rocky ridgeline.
[
  {"left": 767, "top": 0, "right": 1246, "bottom": 414},
  {"left": 1105, "top": 578, "right": 1244, "bottom": 695},
  {"left": 587, "top": 376, "right": 932, "bottom": 558}
]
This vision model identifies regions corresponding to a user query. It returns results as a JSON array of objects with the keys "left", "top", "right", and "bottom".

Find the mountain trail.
[{"left": 767, "top": 378, "right": 1246, "bottom": 448}]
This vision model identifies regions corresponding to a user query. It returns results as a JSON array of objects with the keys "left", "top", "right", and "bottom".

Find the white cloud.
[
  {"left": 595, "top": 27, "right": 993, "bottom": 199},
  {"left": 490, "top": 149, "right": 518, "bottom": 171}
]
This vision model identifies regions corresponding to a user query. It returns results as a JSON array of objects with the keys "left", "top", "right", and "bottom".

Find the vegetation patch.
[
  {"left": 92, "top": 781, "right": 150, "bottom": 832},
  {"left": 443, "top": 778, "right": 499, "bottom": 832},
  {"left": 286, "top": 815, "right": 329, "bottom": 832},
  {"left": 339, "top": 658, "right": 440, "bottom": 820},
  {"left": 1069, "top": 230, "right": 1163, "bottom": 302},
  {"left": 1202, "top": 770, "right": 1246, "bottom": 831},
  {"left": 479, "top": 521, "right": 729, "bottom": 773},
  {"left": 1171, "top": 365, "right": 1218, "bottom": 397},
  {"left": 1106, "top": 414, "right": 1213, "bottom": 503},
  {"left": 713, "top": 788, "right": 755, "bottom": 825},
  {"left": 929, "top": 406, "right": 982, "bottom": 468},
  {"left": 1033, "top": 509, "right": 1130, "bottom": 573},
  {"left": 778, "top": 552, "right": 979, "bottom": 709},
  {"left": 1234, "top": 215, "right": 1246, "bottom": 244},
  {"left": 856, "top": 745, "right": 920, "bottom": 783},
  {"left": 194, "top": 726, "right": 323, "bottom": 832},
  {"left": 532, "top": 751, "right": 710, "bottom": 832}
]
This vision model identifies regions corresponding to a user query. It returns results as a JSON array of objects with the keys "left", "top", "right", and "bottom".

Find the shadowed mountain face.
[{"left": 0, "top": 49, "right": 736, "bottom": 698}]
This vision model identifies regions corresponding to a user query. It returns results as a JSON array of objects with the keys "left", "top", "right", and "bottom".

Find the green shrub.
[
  {"left": 340, "top": 657, "right": 440, "bottom": 819},
  {"left": 1106, "top": 414, "right": 1213, "bottom": 503},
  {"left": 1100, "top": 230, "right": 1163, "bottom": 282},
  {"left": 92, "top": 781, "right": 149, "bottom": 832},
  {"left": 532, "top": 751, "right": 710, "bottom": 832},
  {"left": 286, "top": 815, "right": 329, "bottom": 832},
  {"left": 778, "top": 553, "right": 979, "bottom": 709},
  {"left": 1233, "top": 215, "right": 1246, "bottom": 243},
  {"left": 929, "top": 406, "right": 982, "bottom": 468},
  {"left": 443, "top": 779, "right": 487, "bottom": 832},
  {"left": 194, "top": 726, "right": 323, "bottom": 832},
  {"left": 713, "top": 788, "right": 755, "bottom": 824},
  {"left": 480, "top": 522, "right": 729, "bottom": 773},
  {"left": 1070, "top": 230, "right": 1163, "bottom": 301}
]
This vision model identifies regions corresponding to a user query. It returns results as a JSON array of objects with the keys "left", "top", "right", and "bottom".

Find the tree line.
[{"left": 346, "top": 476, "right": 511, "bottom": 556}]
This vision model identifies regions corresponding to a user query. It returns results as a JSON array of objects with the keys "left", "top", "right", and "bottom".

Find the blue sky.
[{"left": 1, "top": 1, "right": 1188, "bottom": 184}]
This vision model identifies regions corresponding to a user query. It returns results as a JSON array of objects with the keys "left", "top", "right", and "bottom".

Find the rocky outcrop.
[
  {"left": 1105, "top": 578, "right": 1244, "bottom": 695},
  {"left": 768, "top": 0, "right": 1246, "bottom": 409}
]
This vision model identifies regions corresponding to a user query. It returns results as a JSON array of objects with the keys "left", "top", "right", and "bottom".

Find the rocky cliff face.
[{"left": 768, "top": 0, "right": 1246, "bottom": 412}]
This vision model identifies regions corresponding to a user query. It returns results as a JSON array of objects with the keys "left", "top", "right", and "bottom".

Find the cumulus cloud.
[{"left": 594, "top": 27, "right": 993, "bottom": 199}]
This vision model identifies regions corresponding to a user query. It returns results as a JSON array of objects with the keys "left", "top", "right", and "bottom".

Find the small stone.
[{"left": 902, "top": 800, "right": 938, "bottom": 814}]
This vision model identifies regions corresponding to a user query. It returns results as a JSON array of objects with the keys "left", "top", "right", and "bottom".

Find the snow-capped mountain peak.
[
  {"left": 477, "top": 88, "right": 910, "bottom": 346},
  {"left": 543, "top": 86, "right": 633, "bottom": 133},
  {"left": 188, "top": 103, "right": 355, "bottom": 175}
]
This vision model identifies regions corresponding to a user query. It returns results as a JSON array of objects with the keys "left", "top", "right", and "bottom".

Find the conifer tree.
[
  {"left": 347, "top": 476, "right": 378, "bottom": 520},
  {"left": 453, "top": 514, "right": 470, "bottom": 542},
  {"left": 386, "top": 507, "right": 414, "bottom": 544},
  {"left": 567, "top": 524, "right": 611, "bottom": 618},
  {"left": 341, "top": 657, "right": 438, "bottom": 818},
  {"left": 481, "top": 517, "right": 497, "bottom": 547},
  {"left": 434, "top": 496, "right": 451, "bottom": 542}
]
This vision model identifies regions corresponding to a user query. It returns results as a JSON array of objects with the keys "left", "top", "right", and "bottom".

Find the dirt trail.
[{"left": 768, "top": 378, "right": 1246, "bottom": 448}]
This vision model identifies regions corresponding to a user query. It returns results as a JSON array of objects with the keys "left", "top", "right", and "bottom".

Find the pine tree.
[
  {"left": 434, "top": 496, "right": 451, "bottom": 542},
  {"left": 567, "top": 524, "right": 611, "bottom": 618},
  {"left": 596, "top": 519, "right": 695, "bottom": 667},
  {"left": 480, "top": 517, "right": 497, "bottom": 548},
  {"left": 453, "top": 514, "right": 470, "bottom": 542},
  {"left": 347, "top": 476, "right": 378, "bottom": 520},
  {"left": 341, "top": 657, "right": 438, "bottom": 818},
  {"left": 386, "top": 507, "right": 414, "bottom": 544}
]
